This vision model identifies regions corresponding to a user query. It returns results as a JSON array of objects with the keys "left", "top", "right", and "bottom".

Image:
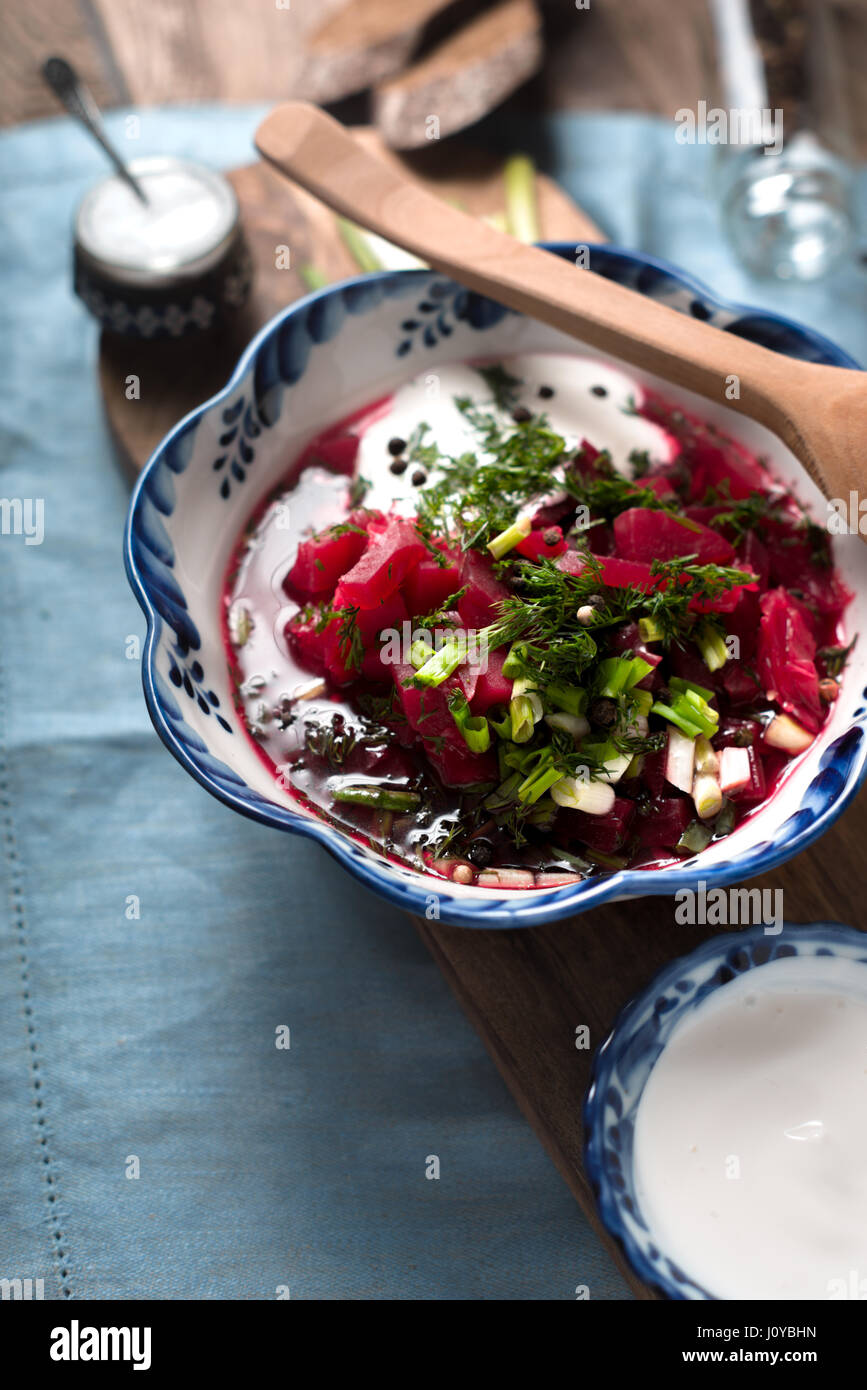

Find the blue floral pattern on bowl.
[
  {"left": 583, "top": 921, "right": 867, "bottom": 1299},
  {"left": 124, "top": 243, "right": 867, "bottom": 929}
]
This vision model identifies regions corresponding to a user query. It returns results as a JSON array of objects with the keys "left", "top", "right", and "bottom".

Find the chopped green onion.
[
  {"left": 631, "top": 688, "right": 654, "bottom": 718},
  {"left": 448, "top": 691, "right": 491, "bottom": 753},
  {"left": 483, "top": 772, "right": 522, "bottom": 810},
  {"left": 550, "top": 775, "right": 616, "bottom": 815},
  {"left": 488, "top": 706, "right": 513, "bottom": 741},
  {"left": 669, "top": 675, "right": 715, "bottom": 702},
  {"left": 694, "top": 772, "right": 723, "bottom": 820},
  {"left": 409, "top": 638, "right": 432, "bottom": 669},
  {"left": 677, "top": 820, "right": 713, "bottom": 854},
  {"left": 638, "top": 616, "right": 664, "bottom": 642},
  {"left": 487, "top": 516, "right": 532, "bottom": 560},
  {"left": 544, "top": 711, "right": 590, "bottom": 740},
  {"left": 501, "top": 643, "right": 527, "bottom": 678},
  {"left": 504, "top": 154, "right": 539, "bottom": 243},
  {"left": 510, "top": 694, "right": 537, "bottom": 743},
  {"left": 518, "top": 753, "right": 563, "bottom": 804},
  {"left": 682, "top": 688, "right": 720, "bottom": 732},
  {"left": 336, "top": 217, "right": 383, "bottom": 273},
  {"left": 546, "top": 682, "right": 588, "bottom": 716},
  {"left": 652, "top": 701, "right": 703, "bottom": 739},
  {"left": 409, "top": 640, "right": 464, "bottom": 687},
  {"left": 298, "top": 264, "right": 330, "bottom": 291},
  {"left": 694, "top": 735, "right": 719, "bottom": 775},
  {"left": 333, "top": 785, "right": 421, "bottom": 812},
  {"left": 696, "top": 620, "right": 729, "bottom": 672},
  {"left": 596, "top": 656, "right": 653, "bottom": 698}
]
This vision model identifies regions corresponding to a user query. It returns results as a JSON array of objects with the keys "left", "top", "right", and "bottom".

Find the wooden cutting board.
[
  {"left": 101, "top": 131, "right": 867, "bottom": 1300},
  {"left": 99, "top": 130, "right": 603, "bottom": 470}
]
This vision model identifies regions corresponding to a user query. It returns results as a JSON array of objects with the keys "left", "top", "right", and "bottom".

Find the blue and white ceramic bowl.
[
  {"left": 125, "top": 244, "right": 867, "bottom": 929},
  {"left": 583, "top": 921, "right": 867, "bottom": 1299}
]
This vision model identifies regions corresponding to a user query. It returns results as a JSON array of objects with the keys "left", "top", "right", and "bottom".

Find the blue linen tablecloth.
[{"left": 1, "top": 104, "right": 866, "bottom": 1302}]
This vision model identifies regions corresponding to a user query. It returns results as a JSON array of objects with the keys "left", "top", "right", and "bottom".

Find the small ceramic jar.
[{"left": 74, "top": 155, "right": 252, "bottom": 339}]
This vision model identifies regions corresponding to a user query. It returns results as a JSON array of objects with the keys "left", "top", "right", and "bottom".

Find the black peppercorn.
[
  {"left": 511, "top": 405, "right": 532, "bottom": 423},
  {"left": 389, "top": 458, "right": 407, "bottom": 475},
  {"left": 388, "top": 437, "right": 406, "bottom": 456},
  {"left": 591, "top": 385, "right": 608, "bottom": 398},
  {"left": 589, "top": 696, "right": 618, "bottom": 729},
  {"left": 411, "top": 468, "right": 427, "bottom": 486},
  {"left": 467, "top": 839, "right": 494, "bottom": 868},
  {"left": 538, "top": 384, "right": 554, "bottom": 399}
]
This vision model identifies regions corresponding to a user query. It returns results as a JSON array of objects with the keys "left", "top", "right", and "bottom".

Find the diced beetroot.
[
  {"left": 556, "top": 796, "right": 636, "bottom": 854},
  {"left": 668, "top": 640, "right": 722, "bottom": 693},
  {"left": 690, "top": 580, "right": 758, "bottom": 616},
  {"left": 763, "top": 517, "right": 852, "bottom": 623},
  {"left": 425, "top": 741, "right": 498, "bottom": 788},
  {"left": 457, "top": 550, "right": 510, "bottom": 628},
  {"left": 358, "top": 593, "right": 409, "bottom": 683},
  {"left": 403, "top": 555, "right": 462, "bottom": 617},
  {"left": 297, "top": 592, "right": 408, "bottom": 687},
  {"left": 338, "top": 516, "right": 427, "bottom": 610},
  {"left": 756, "top": 588, "right": 822, "bottom": 731},
  {"left": 469, "top": 647, "right": 513, "bottom": 714},
  {"left": 614, "top": 508, "right": 735, "bottom": 566},
  {"left": 516, "top": 526, "right": 568, "bottom": 561},
  {"left": 285, "top": 509, "right": 375, "bottom": 600},
  {"left": 285, "top": 608, "right": 329, "bottom": 676},
  {"left": 532, "top": 495, "right": 576, "bottom": 528},
  {"left": 390, "top": 663, "right": 470, "bottom": 743},
  {"left": 642, "top": 474, "right": 677, "bottom": 501},
  {"left": 641, "top": 392, "right": 773, "bottom": 503},
  {"left": 569, "top": 438, "right": 610, "bottom": 480},
  {"left": 636, "top": 798, "right": 693, "bottom": 849},
  {"left": 643, "top": 750, "right": 668, "bottom": 798},
  {"left": 716, "top": 585, "right": 760, "bottom": 661},
  {"left": 720, "top": 662, "right": 762, "bottom": 706},
  {"left": 585, "top": 521, "right": 614, "bottom": 555},
  {"left": 558, "top": 551, "right": 658, "bottom": 592},
  {"left": 737, "top": 530, "right": 769, "bottom": 589}
]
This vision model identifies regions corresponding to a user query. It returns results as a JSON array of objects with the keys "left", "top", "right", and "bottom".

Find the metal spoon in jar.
[{"left": 41, "top": 55, "right": 149, "bottom": 205}]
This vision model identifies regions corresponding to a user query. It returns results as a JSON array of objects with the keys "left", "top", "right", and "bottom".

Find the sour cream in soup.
[{"left": 632, "top": 955, "right": 867, "bottom": 1300}]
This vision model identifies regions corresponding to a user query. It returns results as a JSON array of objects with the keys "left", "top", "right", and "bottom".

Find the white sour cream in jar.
[{"left": 633, "top": 954, "right": 867, "bottom": 1300}]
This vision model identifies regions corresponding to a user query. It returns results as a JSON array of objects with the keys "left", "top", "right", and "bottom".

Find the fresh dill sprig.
[
  {"left": 474, "top": 362, "right": 523, "bottom": 411},
  {"left": 417, "top": 406, "right": 567, "bottom": 549},
  {"left": 335, "top": 606, "right": 363, "bottom": 672},
  {"left": 405, "top": 422, "right": 441, "bottom": 472}
]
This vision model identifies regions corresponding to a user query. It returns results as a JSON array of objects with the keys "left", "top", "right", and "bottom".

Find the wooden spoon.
[{"left": 256, "top": 102, "right": 866, "bottom": 521}]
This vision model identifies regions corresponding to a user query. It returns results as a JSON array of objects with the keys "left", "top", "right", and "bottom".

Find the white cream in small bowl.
[{"left": 584, "top": 925, "right": 867, "bottom": 1300}]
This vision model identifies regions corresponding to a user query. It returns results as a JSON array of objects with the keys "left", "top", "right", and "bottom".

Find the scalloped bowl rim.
[{"left": 124, "top": 242, "right": 867, "bottom": 929}]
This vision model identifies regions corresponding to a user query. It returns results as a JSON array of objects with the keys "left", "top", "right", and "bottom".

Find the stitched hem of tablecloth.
[{"left": 0, "top": 648, "right": 74, "bottom": 1299}]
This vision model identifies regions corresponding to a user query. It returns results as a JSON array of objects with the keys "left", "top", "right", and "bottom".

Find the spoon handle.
[
  {"left": 42, "top": 57, "right": 149, "bottom": 206},
  {"left": 256, "top": 101, "right": 865, "bottom": 507}
]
